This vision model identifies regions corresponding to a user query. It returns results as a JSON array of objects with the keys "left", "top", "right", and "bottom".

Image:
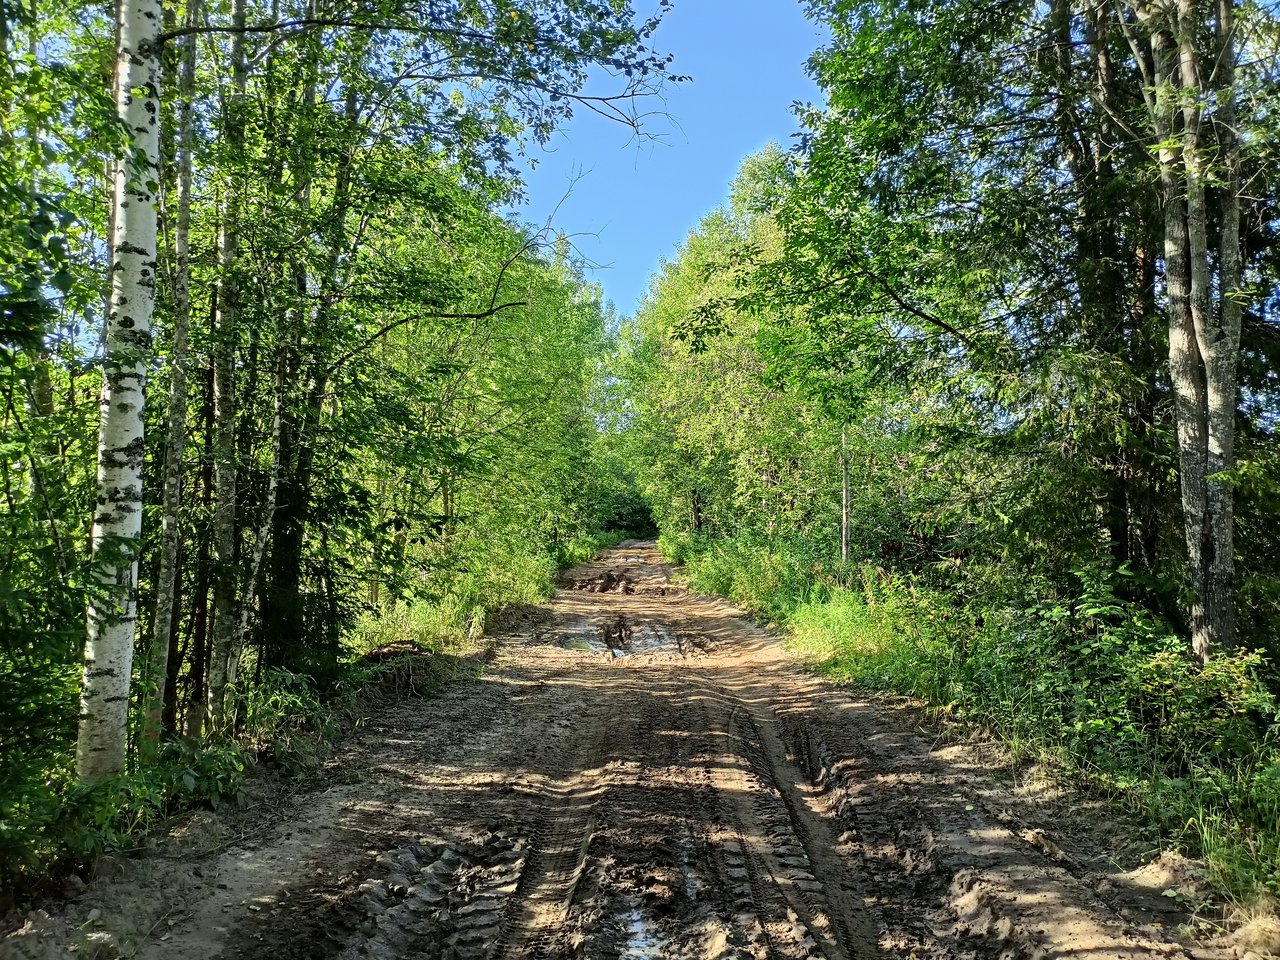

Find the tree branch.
[{"left": 325, "top": 301, "right": 527, "bottom": 376}]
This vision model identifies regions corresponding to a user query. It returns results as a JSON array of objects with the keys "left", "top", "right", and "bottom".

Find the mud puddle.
[
  {"left": 618, "top": 907, "right": 665, "bottom": 959},
  {"left": 2, "top": 540, "right": 1235, "bottom": 960}
]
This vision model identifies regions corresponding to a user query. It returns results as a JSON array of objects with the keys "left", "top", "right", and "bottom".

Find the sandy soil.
[{"left": 2, "top": 542, "right": 1243, "bottom": 960}]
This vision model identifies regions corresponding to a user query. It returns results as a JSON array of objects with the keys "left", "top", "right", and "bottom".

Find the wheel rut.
[
  {"left": 11, "top": 540, "right": 1231, "bottom": 960},
  {"left": 496, "top": 697, "right": 615, "bottom": 959}
]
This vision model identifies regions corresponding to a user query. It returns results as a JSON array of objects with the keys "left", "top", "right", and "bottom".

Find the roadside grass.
[
  {"left": 346, "top": 528, "right": 636, "bottom": 659},
  {"left": 552, "top": 529, "right": 634, "bottom": 568},
  {"left": 667, "top": 532, "right": 1280, "bottom": 912}
]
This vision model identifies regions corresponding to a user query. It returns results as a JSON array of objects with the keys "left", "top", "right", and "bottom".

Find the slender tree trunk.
[
  {"left": 187, "top": 569, "right": 209, "bottom": 738},
  {"left": 22, "top": 1, "right": 62, "bottom": 521},
  {"left": 1159, "top": 60, "right": 1212, "bottom": 658},
  {"left": 0, "top": 8, "right": 9, "bottom": 116},
  {"left": 160, "top": 548, "right": 183, "bottom": 733},
  {"left": 840, "top": 423, "right": 850, "bottom": 563},
  {"left": 1171, "top": 0, "right": 1240, "bottom": 659},
  {"left": 262, "top": 375, "right": 323, "bottom": 670},
  {"left": 207, "top": 0, "right": 248, "bottom": 724},
  {"left": 1176, "top": 9, "right": 1217, "bottom": 656},
  {"left": 230, "top": 358, "right": 284, "bottom": 681},
  {"left": 77, "top": 0, "right": 162, "bottom": 784},
  {"left": 148, "top": 0, "right": 201, "bottom": 743},
  {"left": 187, "top": 365, "right": 216, "bottom": 738},
  {"left": 1201, "top": 0, "right": 1243, "bottom": 656}
]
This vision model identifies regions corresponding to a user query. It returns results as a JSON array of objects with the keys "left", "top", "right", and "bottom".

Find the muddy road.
[{"left": 5, "top": 542, "right": 1232, "bottom": 960}]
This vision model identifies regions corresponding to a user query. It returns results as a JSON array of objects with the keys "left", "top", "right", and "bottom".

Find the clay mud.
[{"left": 2, "top": 542, "right": 1232, "bottom": 960}]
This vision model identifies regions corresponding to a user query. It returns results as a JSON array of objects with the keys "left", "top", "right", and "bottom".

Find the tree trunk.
[
  {"left": 262, "top": 375, "right": 324, "bottom": 671},
  {"left": 187, "top": 363, "right": 216, "bottom": 739},
  {"left": 77, "top": 0, "right": 163, "bottom": 784},
  {"left": 1200, "top": 0, "right": 1243, "bottom": 657},
  {"left": 207, "top": 0, "right": 248, "bottom": 724},
  {"left": 231, "top": 357, "right": 284, "bottom": 681},
  {"left": 147, "top": 0, "right": 201, "bottom": 743},
  {"left": 1129, "top": 0, "right": 1243, "bottom": 660},
  {"left": 840, "top": 423, "right": 850, "bottom": 563}
]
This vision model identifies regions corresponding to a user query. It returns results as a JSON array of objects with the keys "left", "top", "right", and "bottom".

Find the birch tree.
[{"left": 78, "top": 0, "right": 163, "bottom": 783}]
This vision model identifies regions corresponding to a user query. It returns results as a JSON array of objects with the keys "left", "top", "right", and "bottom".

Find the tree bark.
[
  {"left": 840, "top": 423, "right": 850, "bottom": 563},
  {"left": 1200, "top": 0, "right": 1243, "bottom": 657},
  {"left": 148, "top": 0, "right": 201, "bottom": 743},
  {"left": 207, "top": 0, "right": 248, "bottom": 724},
  {"left": 186, "top": 362, "right": 216, "bottom": 738},
  {"left": 77, "top": 0, "right": 163, "bottom": 784},
  {"left": 230, "top": 356, "right": 284, "bottom": 682},
  {"left": 1127, "top": 0, "right": 1243, "bottom": 660}
]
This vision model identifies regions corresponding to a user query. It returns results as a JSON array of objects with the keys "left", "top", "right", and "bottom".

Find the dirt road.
[{"left": 5, "top": 542, "right": 1230, "bottom": 960}]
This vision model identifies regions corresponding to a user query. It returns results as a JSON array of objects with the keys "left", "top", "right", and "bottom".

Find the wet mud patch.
[
  {"left": 529, "top": 613, "right": 715, "bottom": 658},
  {"left": 565, "top": 569, "right": 637, "bottom": 594},
  {"left": 563, "top": 569, "right": 674, "bottom": 597},
  {"left": 487, "top": 603, "right": 554, "bottom": 638},
  {"left": 340, "top": 831, "right": 528, "bottom": 960},
  {"left": 600, "top": 618, "right": 677, "bottom": 657},
  {"left": 556, "top": 830, "right": 743, "bottom": 960},
  {"left": 560, "top": 554, "right": 680, "bottom": 597}
]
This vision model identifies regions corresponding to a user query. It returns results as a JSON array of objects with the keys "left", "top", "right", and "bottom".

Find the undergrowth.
[
  {"left": 665, "top": 530, "right": 1280, "bottom": 907},
  {"left": 1, "top": 530, "right": 629, "bottom": 904}
]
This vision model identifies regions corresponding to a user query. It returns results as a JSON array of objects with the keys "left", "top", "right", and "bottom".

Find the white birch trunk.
[{"left": 78, "top": 0, "right": 162, "bottom": 784}]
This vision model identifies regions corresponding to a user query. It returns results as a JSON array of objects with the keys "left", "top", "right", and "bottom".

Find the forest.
[{"left": 3, "top": 0, "right": 1280, "bottom": 942}]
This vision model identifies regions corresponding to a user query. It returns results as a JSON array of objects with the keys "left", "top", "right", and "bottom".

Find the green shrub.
[
  {"left": 226, "top": 669, "right": 338, "bottom": 776},
  {"left": 681, "top": 534, "right": 822, "bottom": 624},
  {"left": 49, "top": 738, "right": 250, "bottom": 870}
]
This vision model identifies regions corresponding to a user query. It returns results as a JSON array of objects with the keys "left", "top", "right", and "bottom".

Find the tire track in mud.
[
  {"left": 779, "top": 699, "right": 961, "bottom": 959},
  {"left": 706, "top": 691, "right": 879, "bottom": 960},
  {"left": 342, "top": 833, "right": 528, "bottom": 960},
  {"left": 551, "top": 665, "right": 881, "bottom": 960},
  {"left": 13, "top": 541, "right": 1228, "bottom": 960},
  {"left": 494, "top": 690, "right": 620, "bottom": 959},
  {"left": 553, "top": 675, "right": 765, "bottom": 960},
  {"left": 741, "top": 711, "right": 878, "bottom": 959},
  {"left": 775, "top": 694, "right": 1204, "bottom": 960}
]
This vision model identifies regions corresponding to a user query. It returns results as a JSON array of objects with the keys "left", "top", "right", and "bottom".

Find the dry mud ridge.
[{"left": 4, "top": 542, "right": 1249, "bottom": 960}]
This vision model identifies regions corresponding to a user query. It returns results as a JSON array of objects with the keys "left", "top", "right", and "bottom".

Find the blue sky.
[{"left": 512, "top": 1, "right": 827, "bottom": 319}]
